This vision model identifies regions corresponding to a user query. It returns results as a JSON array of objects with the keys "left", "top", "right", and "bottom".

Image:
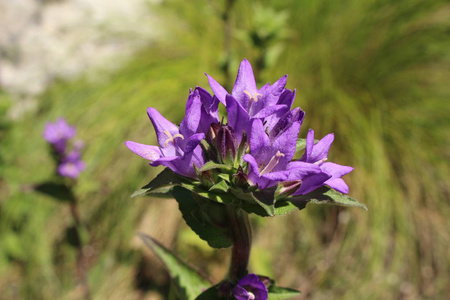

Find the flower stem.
[
  {"left": 227, "top": 205, "right": 252, "bottom": 281},
  {"left": 68, "top": 181, "right": 92, "bottom": 300}
]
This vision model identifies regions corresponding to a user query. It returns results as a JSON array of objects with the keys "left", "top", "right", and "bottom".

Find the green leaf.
[
  {"left": 231, "top": 188, "right": 275, "bottom": 216},
  {"left": 267, "top": 285, "right": 301, "bottom": 300},
  {"left": 34, "top": 182, "right": 75, "bottom": 203},
  {"left": 243, "top": 187, "right": 367, "bottom": 217},
  {"left": 200, "top": 161, "right": 234, "bottom": 172},
  {"left": 180, "top": 182, "right": 235, "bottom": 204},
  {"left": 195, "top": 284, "right": 222, "bottom": 300},
  {"left": 288, "top": 186, "right": 368, "bottom": 210},
  {"left": 172, "top": 186, "right": 233, "bottom": 249},
  {"left": 139, "top": 234, "right": 211, "bottom": 300},
  {"left": 209, "top": 180, "right": 229, "bottom": 193},
  {"left": 131, "top": 168, "right": 181, "bottom": 198}
]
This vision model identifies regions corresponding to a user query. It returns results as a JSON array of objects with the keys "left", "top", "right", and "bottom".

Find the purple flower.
[
  {"left": 43, "top": 118, "right": 76, "bottom": 153},
  {"left": 125, "top": 87, "right": 219, "bottom": 178},
  {"left": 127, "top": 59, "right": 353, "bottom": 196},
  {"left": 58, "top": 150, "right": 86, "bottom": 179},
  {"left": 44, "top": 118, "right": 86, "bottom": 179},
  {"left": 298, "top": 129, "right": 353, "bottom": 193},
  {"left": 242, "top": 118, "right": 330, "bottom": 194},
  {"left": 233, "top": 274, "right": 268, "bottom": 300},
  {"left": 207, "top": 59, "right": 294, "bottom": 121}
]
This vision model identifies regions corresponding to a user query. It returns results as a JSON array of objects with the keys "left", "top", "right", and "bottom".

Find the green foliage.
[
  {"left": 172, "top": 186, "right": 233, "bottom": 249},
  {"left": 139, "top": 234, "right": 211, "bottom": 300},
  {"left": 267, "top": 285, "right": 301, "bottom": 300}
]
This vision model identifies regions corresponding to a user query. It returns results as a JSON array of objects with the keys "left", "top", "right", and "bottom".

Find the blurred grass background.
[{"left": 1, "top": 0, "right": 449, "bottom": 299}]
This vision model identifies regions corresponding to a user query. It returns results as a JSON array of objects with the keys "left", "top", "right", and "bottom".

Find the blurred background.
[{"left": 1, "top": 0, "right": 449, "bottom": 299}]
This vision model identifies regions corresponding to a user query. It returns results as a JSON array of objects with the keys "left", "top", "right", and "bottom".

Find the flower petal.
[
  {"left": 321, "top": 162, "right": 353, "bottom": 178},
  {"left": 325, "top": 178, "right": 349, "bottom": 193},
  {"left": 206, "top": 73, "right": 228, "bottom": 104},
  {"left": 310, "top": 133, "right": 334, "bottom": 163},
  {"left": 226, "top": 94, "right": 251, "bottom": 143},
  {"left": 232, "top": 59, "right": 258, "bottom": 98},
  {"left": 277, "top": 89, "right": 296, "bottom": 107},
  {"left": 272, "top": 120, "right": 301, "bottom": 163},
  {"left": 252, "top": 104, "right": 287, "bottom": 119},
  {"left": 183, "top": 133, "right": 205, "bottom": 154},
  {"left": 125, "top": 141, "right": 162, "bottom": 161},
  {"left": 147, "top": 107, "right": 179, "bottom": 148},
  {"left": 249, "top": 119, "right": 271, "bottom": 156}
]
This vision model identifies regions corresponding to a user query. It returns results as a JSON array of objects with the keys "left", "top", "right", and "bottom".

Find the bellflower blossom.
[
  {"left": 206, "top": 59, "right": 351, "bottom": 195},
  {"left": 233, "top": 274, "right": 268, "bottom": 300},
  {"left": 126, "top": 87, "right": 219, "bottom": 178},
  {"left": 129, "top": 60, "right": 362, "bottom": 300},
  {"left": 127, "top": 59, "right": 352, "bottom": 196}
]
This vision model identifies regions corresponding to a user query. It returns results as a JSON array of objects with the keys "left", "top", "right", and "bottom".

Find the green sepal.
[
  {"left": 180, "top": 182, "right": 235, "bottom": 204},
  {"left": 267, "top": 285, "right": 301, "bottom": 300},
  {"left": 200, "top": 161, "right": 234, "bottom": 172},
  {"left": 295, "top": 138, "right": 319, "bottom": 154},
  {"left": 209, "top": 180, "right": 229, "bottom": 193},
  {"left": 295, "top": 138, "right": 307, "bottom": 153},
  {"left": 218, "top": 173, "right": 231, "bottom": 182},
  {"left": 172, "top": 186, "right": 232, "bottom": 249},
  {"left": 139, "top": 234, "right": 211, "bottom": 300},
  {"left": 131, "top": 168, "right": 181, "bottom": 198}
]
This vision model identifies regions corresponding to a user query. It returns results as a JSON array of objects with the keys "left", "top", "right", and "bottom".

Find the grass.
[{"left": 1, "top": 0, "right": 449, "bottom": 299}]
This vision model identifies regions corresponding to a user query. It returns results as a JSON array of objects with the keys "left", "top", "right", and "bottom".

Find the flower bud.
[
  {"left": 216, "top": 125, "right": 237, "bottom": 164},
  {"left": 233, "top": 166, "right": 250, "bottom": 188},
  {"left": 275, "top": 180, "right": 302, "bottom": 199}
]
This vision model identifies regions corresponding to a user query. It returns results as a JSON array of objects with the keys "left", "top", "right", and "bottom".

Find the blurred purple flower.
[
  {"left": 43, "top": 118, "right": 76, "bottom": 153},
  {"left": 233, "top": 274, "right": 268, "bottom": 300},
  {"left": 58, "top": 150, "right": 86, "bottom": 179},
  {"left": 125, "top": 87, "right": 219, "bottom": 178},
  {"left": 44, "top": 118, "right": 85, "bottom": 179}
]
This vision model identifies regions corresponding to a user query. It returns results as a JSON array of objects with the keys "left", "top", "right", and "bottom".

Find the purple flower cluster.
[
  {"left": 44, "top": 118, "right": 85, "bottom": 179},
  {"left": 126, "top": 59, "right": 352, "bottom": 195}
]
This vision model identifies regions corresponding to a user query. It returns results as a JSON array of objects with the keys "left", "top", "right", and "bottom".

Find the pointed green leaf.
[
  {"left": 267, "top": 285, "right": 301, "bottom": 300},
  {"left": 199, "top": 161, "right": 234, "bottom": 172},
  {"left": 172, "top": 186, "right": 232, "bottom": 249},
  {"left": 218, "top": 173, "right": 231, "bottom": 182},
  {"left": 139, "top": 234, "right": 211, "bottom": 300},
  {"left": 289, "top": 186, "right": 367, "bottom": 210},
  {"left": 243, "top": 186, "right": 366, "bottom": 217},
  {"left": 180, "top": 182, "right": 235, "bottom": 204},
  {"left": 131, "top": 168, "right": 181, "bottom": 198},
  {"left": 209, "top": 180, "right": 229, "bottom": 193}
]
